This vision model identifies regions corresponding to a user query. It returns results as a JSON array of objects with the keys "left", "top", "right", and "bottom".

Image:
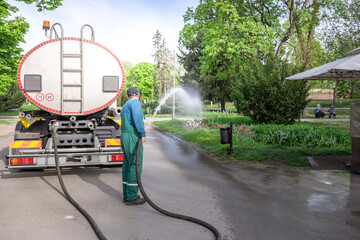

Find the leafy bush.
[
  {"left": 159, "top": 105, "right": 173, "bottom": 114},
  {"left": 117, "top": 87, "right": 128, "bottom": 106},
  {"left": 232, "top": 57, "right": 310, "bottom": 124},
  {"left": 0, "top": 84, "right": 26, "bottom": 112},
  {"left": 142, "top": 101, "right": 158, "bottom": 111},
  {"left": 19, "top": 104, "right": 38, "bottom": 111},
  {"left": 337, "top": 80, "right": 360, "bottom": 99}
]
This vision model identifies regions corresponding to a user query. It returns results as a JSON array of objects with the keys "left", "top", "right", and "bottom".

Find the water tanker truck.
[{"left": 6, "top": 23, "right": 125, "bottom": 169}]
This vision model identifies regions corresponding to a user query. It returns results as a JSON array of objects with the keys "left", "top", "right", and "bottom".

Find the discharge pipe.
[
  {"left": 135, "top": 138, "right": 222, "bottom": 240},
  {"left": 108, "top": 107, "right": 121, "bottom": 116}
]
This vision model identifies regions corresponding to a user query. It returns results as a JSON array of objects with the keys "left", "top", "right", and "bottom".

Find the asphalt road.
[{"left": 1, "top": 128, "right": 360, "bottom": 240}]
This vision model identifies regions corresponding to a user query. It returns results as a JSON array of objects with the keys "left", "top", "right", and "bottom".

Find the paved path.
[
  {"left": 1, "top": 126, "right": 360, "bottom": 239},
  {"left": 300, "top": 118, "right": 350, "bottom": 122},
  {"left": 0, "top": 119, "right": 17, "bottom": 137}
]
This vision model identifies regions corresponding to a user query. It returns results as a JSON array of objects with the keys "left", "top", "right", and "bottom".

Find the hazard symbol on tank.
[
  {"left": 36, "top": 93, "right": 44, "bottom": 101},
  {"left": 45, "top": 93, "right": 54, "bottom": 101}
]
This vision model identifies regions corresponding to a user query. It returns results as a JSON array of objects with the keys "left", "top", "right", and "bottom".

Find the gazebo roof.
[{"left": 286, "top": 53, "right": 360, "bottom": 80}]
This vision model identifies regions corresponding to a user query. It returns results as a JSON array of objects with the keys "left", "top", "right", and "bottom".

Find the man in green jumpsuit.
[{"left": 120, "top": 87, "right": 146, "bottom": 205}]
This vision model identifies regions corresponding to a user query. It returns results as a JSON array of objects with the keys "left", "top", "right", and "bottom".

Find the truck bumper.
[{"left": 6, "top": 151, "right": 123, "bottom": 169}]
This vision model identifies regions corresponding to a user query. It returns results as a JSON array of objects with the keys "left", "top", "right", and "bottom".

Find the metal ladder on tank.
[{"left": 50, "top": 24, "right": 95, "bottom": 115}]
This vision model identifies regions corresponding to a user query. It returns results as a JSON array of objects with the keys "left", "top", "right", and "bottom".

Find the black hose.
[
  {"left": 52, "top": 125, "right": 107, "bottom": 240},
  {"left": 135, "top": 138, "right": 222, "bottom": 240}
]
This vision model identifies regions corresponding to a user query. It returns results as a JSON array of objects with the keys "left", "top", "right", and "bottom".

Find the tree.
[
  {"left": 126, "top": 62, "right": 156, "bottom": 103},
  {"left": 238, "top": 0, "right": 345, "bottom": 70},
  {"left": 121, "top": 60, "right": 134, "bottom": 76},
  {"left": 177, "top": 34, "right": 202, "bottom": 89},
  {"left": 15, "top": 0, "right": 62, "bottom": 12},
  {"left": 0, "top": 1, "right": 29, "bottom": 95},
  {"left": 232, "top": 56, "right": 310, "bottom": 124},
  {"left": 179, "top": 0, "right": 349, "bottom": 114},
  {"left": 0, "top": 0, "right": 62, "bottom": 110},
  {"left": 0, "top": 84, "right": 26, "bottom": 112},
  {"left": 152, "top": 30, "right": 172, "bottom": 96},
  {"left": 117, "top": 60, "right": 133, "bottom": 106},
  {"left": 321, "top": 0, "right": 360, "bottom": 101},
  {"left": 179, "top": 0, "right": 275, "bottom": 111}
]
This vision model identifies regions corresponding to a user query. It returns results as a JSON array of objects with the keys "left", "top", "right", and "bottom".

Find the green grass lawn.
[
  {"left": 307, "top": 99, "right": 356, "bottom": 108},
  {"left": 0, "top": 120, "right": 11, "bottom": 125},
  {"left": 0, "top": 104, "right": 39, "bottom": 116},
  {"left": 0, "top": 111, "right": 19, "bottom": 116},
  {"left": 202, "top": 99, "right": 356, "bottom": 111},
  {"left": 149, "top": 114, "right": 198, "bottom": 119},
  {"left": 203, "top": 102, "right": 237, "bottom": 111},
  {"left": 202, "top": 100, "right": 352, "bottom": 118},
  {"left": 153, "top": 114, "right": 350, "bottom": 167},
  {"left": 302, "top": 108, "right": 350, "bottom": 119}
]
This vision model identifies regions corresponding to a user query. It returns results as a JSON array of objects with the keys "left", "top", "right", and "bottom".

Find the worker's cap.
[{"left": 127, "top": 87, "right": 139, "bottom": 96}]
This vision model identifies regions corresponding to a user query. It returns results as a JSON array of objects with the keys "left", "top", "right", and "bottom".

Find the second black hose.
[{"left": 135, "top": 138, "right": 221, "bottom": 240}]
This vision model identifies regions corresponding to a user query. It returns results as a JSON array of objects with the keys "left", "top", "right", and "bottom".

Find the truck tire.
[{"left": 15, "top": 121, "right": 25, "bottom": 132}]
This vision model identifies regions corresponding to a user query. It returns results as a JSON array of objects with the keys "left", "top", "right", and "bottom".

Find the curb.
[
  {"left": 307, "top": 156, "right": 319, "bottom": 169},
  {"left": 0, "top": 116, "right": 18, "bottom": 119}
]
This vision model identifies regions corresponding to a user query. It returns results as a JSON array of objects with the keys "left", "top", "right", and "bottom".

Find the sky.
[{"left": 8, "top": 0, "right": 199, "bottom": 65}]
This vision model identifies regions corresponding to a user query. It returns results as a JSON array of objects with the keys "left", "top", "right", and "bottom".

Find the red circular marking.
[
  {"left": 17, "top": 37, "right": 125, "bottom": 115},
  {"left": 45, "top": 93, "right": 54, "bottom": 101},
  {"left": 36, "top": 93, "right": 44, "bottom": 101}
]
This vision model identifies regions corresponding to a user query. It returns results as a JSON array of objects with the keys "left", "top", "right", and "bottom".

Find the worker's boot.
[
  {"left": 123, "top": 195, "right": 140, "bottom": 203},
  {"left": 125, "top": 196, "right": 146, "bottom": 206}
]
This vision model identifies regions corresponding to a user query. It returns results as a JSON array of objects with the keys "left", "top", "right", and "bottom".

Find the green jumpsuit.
[{"left": 120, "top": 103, "right": 144, "bottom": 201}]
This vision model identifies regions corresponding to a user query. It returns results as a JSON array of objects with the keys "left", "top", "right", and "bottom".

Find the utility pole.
[{"left": 172, "top": 49, "right": 176, "bottom": 120}]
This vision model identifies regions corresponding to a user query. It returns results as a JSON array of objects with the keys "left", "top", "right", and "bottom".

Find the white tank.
[{"left": 17, "top": 37, "right": 125, "bottom": 116}]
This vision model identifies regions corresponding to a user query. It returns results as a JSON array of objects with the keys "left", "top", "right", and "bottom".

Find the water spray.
[{"left": 147, "top": 87, "right": 203, "bottom": 128}]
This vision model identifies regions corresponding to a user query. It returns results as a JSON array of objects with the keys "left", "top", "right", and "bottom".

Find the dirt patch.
[
  {"left": 308, "top": 93, "right": 336, "bottom": 100},
  {"left": 0, "top": 119, "right": 17, "bottom": 138}
]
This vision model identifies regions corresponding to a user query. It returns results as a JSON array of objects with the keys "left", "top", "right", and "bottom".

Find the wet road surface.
[{"left": 1, "top": 128, "right": 360, "bottom": 240}]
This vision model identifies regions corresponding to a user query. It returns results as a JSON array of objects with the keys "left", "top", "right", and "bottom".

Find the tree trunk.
[
  {"left": 221, "top": 99, "right": 226, "bottom": 112},
  {"left": 158, "top": 74, "right": 162, "bottom": 96},
  {"left": 333, "top": 79, "right": 340, "bottom": 105},
  {"left": 305, "top": 0, "right": 319, "bottom": 69}
]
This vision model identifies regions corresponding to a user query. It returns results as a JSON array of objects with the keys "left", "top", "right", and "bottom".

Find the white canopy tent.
[
  {"left": 286, "top": 54, "right": 360, "bottom": 81},
  {"left": 286, "top": 49, "right": 360, "bottom": 173}
]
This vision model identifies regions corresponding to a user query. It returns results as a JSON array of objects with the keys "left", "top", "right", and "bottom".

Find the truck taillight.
[
  {"left": 10, "top": 157, "right": 35, "bottom": 165},
  {"left": 110, "top": 155, "right": 123, "bottom": 162}
]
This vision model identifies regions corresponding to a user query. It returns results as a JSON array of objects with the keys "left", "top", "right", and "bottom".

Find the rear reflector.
[
  {"left": 10, "top": 157, "right": 35, "bottom": 165},
  {"left": 110, "top": 155, "right": 123, "bottom": 162}
]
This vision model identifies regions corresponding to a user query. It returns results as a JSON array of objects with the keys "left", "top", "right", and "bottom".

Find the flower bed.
[{"left": 153, "top": 113, "right": 351, "bottom": 167}]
